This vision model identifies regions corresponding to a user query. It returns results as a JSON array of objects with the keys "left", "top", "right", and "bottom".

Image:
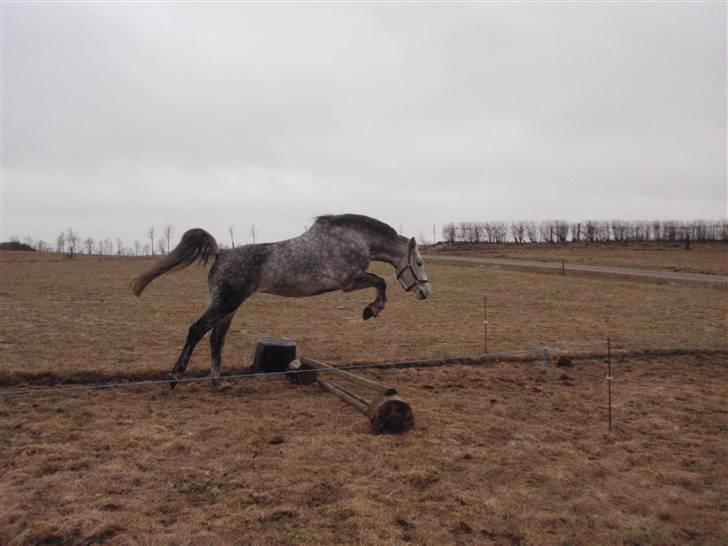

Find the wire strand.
[{"left": 1, "top": 337, "right": 725, "bottom": 398}]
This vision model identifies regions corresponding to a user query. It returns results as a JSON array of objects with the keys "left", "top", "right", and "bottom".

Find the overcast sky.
[{"left": 2, "top": 2, "right": 726, "bottom": 247}]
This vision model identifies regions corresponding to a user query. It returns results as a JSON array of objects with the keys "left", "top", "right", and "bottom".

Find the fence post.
[
  {"left": 607, "top": 337, "right": 613, "bottom": 432},
  {"left": 483, "top": 296, "right": 488, "bottom": 354},
  {"left": 541, "top": 347, "right": 549, "bottom": 368}
]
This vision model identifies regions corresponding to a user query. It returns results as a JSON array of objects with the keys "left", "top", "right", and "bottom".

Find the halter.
[{"left": 396, "top": 246, "right": 429, "bottom": 292}]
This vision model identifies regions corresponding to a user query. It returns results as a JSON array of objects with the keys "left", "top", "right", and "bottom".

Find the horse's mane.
[{"left": 314, "top": 214, "right": 399, "bottom": 240}]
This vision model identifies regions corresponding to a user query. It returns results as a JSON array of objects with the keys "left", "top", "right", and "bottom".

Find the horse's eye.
[{"left": 417, "top": 261, "right": 423, "bottom": 267}]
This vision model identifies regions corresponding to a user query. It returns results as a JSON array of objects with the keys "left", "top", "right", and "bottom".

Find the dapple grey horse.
[{"left": 132, "top": 214, "right": 431, "bottom": 388}]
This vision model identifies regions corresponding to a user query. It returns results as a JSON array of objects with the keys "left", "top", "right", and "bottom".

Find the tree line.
[
  {"left": 440, "top": 219, "right": 728, "bottom": 245},
  {"left": 6, "top": 225, "right": 178, "bottom": 257},
  {"left": 5, "top": 224, "right": 260, "bottom": 257}
]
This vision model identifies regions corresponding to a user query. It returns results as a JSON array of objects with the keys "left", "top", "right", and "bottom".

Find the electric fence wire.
[{"left": 0, "top": 336, "right": 724, "bottom": 398}]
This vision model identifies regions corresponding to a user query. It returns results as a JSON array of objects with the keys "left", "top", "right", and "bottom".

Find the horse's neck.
[{"left": 367, "top": 236, "right": 407, "bottom": 268}]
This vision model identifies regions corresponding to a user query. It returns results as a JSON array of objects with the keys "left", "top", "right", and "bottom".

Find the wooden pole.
[
  {"left": 318, "top": 378, "right": 370, "bottom": 413},
  {"left": 300, "top": 357, "right": 397, "bottom": 396},
  {"left": 290, "top": 358, "right": 415, "bottom": 434}
]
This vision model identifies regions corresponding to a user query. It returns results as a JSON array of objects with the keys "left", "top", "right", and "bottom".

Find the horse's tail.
[{"left": 131, "top": 228, "right": 219, "bottom": 296}]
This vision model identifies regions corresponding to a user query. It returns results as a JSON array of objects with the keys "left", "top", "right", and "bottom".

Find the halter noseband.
[{"left": 396, "top": 246, "right": 429, "bottom": 292}]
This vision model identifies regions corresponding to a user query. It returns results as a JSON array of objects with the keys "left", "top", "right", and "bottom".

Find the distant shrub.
[{"left": 0, "top": 242, "right": 36, "bottom": 251}]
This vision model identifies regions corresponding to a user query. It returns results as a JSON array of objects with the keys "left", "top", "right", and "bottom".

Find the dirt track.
[{"left": 425, "top": 254, "right": 728, "bottom": 285}]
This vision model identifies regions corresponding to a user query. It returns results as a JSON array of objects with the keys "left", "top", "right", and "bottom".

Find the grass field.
[
  {"left": 1, "top": 250, "right": 726, "bottom": 545},
  {"left": 428, "top": 242, "right": 728, "bottom": 276},
  {"left": 0, "top": 251, "right": 725, "bottom": 378}
]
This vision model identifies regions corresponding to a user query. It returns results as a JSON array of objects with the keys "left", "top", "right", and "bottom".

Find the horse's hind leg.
[
  {"left": 343, "top": 272, "right": 387, "bottom": 320},
  {"left": 170, "top": 307, "right": 231, "bottom": 389},
  {"left": 209, "top": 312, "right": 235, "bottom": 387}
]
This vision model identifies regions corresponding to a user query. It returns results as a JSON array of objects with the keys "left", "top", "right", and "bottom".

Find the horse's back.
[{"left": 257, "top": 228, "right": 370, "bottom": 297}]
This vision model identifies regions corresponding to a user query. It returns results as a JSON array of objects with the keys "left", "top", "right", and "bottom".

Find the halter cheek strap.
[
  {"left": 396, "top": 245, "right": 429, "bottom": 292},
  {"left": 396, "top": 265, "right": 428, "bottom": 292}
]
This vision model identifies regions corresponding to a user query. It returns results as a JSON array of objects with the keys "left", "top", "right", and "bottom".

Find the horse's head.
[{"left": 396, "top": 238, "right": 432, "bottom": 301}]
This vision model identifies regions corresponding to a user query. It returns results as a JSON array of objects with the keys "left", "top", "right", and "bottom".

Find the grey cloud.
[{"left": 2, "top": 2, "right": 725, "bottom": 245}]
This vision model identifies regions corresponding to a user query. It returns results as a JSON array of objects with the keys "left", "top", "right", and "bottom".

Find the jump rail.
[{"left": 288, "top": 357, "right": 415, "bottom": 434}]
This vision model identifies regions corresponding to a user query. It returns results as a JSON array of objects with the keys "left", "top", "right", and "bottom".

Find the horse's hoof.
[
  {"left": 363, "top": 306, "right": 374, "bottom": 320},
  {"left": 213, "top": 381, "right": 233, "bottom": 392}
]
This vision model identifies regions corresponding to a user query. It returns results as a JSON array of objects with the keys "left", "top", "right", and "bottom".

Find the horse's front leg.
[{"left": 343, "top": 272, "right": 387, "bottom": 320}]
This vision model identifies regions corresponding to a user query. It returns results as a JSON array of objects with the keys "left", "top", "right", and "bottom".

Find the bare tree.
[
  {"left": 228, "top": 225, "right": 235, "bottom": 248},
  {"left": 147, "top": 226, "right": 156, "bottom": 256},
  {"left": 538, "top": 221, "right": 554, "bottom": 243},
  {"left": 116, "top": 238, "right": 124, "bottom": 255},
  {"left": 157, "top": 238, "right": 167, "bottom": 255},
  {"left": 463, "top": 221, "right": 483, "bottom": 243},
  {"left": 663, "top": 220, "right": 679, "bottom": 242},
  {"left": 249, "top": 225, "right": 257, "bottom": 244},
  {"left": 571, "top": 222, "right": 581, "bottom": 243},
  {"left": 611, "top": 220, "right": 628, "bottom": 242},
  {"left": 441, "top": 223, "right": 457, "bottom": 246},
  {"left": 65, "top": 227, "right": 79, "bottom": 257},
  {"left": 552, "top": 220, "right": 569, "bottom": 243},
  {"left": 524, "top": 222, "right": 538, "bottom": 243},
  {"left": 133, "top": 240, "right": 142, "bottom": 256},
  {"left": 584, "top": 220, "right": 597, "bottom": 243},
  {"left": 84, "top": 237, "right": 95, "bottom": 254},
  {"left": 143, "top": 243, "right": 151, "bottom": 256},
  {"left": 163, "top": 225, "right": 174, "bottom": 254},
  {"left": 492, "top": 222, "right": 508, "bottom": 243},
  {"left": 35, "top": 240, "right": 49, "bottom": 252},
  {"left": 511, "top": 221, "right": 526, "bottom": 244},
  {"left": 596, "top": 221, "right": 611, "bottom": 242},
  {"left": 56, "top": 232, "right": 66, "bottom": 254}
]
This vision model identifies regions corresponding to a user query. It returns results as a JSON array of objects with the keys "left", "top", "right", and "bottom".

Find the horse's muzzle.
[{"left": 417, "top": 284, "right": 432, "bottom": 300}]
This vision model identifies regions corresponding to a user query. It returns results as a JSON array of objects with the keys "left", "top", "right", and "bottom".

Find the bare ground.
[
  {"left": 0, "top": 250, "right": 726, "bottom": 545},
  {"left": 0, "top": 252, "right": 725, "bottom": 377},
  {"left": 1, "top": 353, "right": 726, "bottom": 545}
]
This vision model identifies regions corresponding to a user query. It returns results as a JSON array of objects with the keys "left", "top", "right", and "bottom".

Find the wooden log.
[
  {"left": 286, "top": 359, "right": 318, "bottom": 385},
  {"left": 367, "top": 395, "right": 415, "bottom": 434},
  {"left": 300, "top": 357, "right": 397, "bottom": 396},
  {"left": 252, "top": 338, "right": 296, "bottom": 373},
  {"left": 318, "top": 378, "right": 414, "bottom": 434},
  {"left": 317, "top": 378, "right": 369, "bottom": 414},
  {"left": 288, "top": 356, "right": 414, "bottom": 434}
]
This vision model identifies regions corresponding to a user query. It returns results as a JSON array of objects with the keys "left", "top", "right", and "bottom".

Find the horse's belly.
[
  {"left": 258, "top": 268, "right": 341, "bottom": 297},
  {"left": 260, "top": 283, "right": 338, "bottom": 298}
]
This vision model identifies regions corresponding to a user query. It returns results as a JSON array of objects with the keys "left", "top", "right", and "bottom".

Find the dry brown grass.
[
  {"left": 430, "top": 242, "right": 728, "bottom": 276},
  {"left": 1, "top": 250, "right": 727, "bottom": 545},
  {"left": 1, "top": 353, "right": 726, "bottom": 545},
  {"left": 0, "top": 251, "right": 725, "bottom": 378}
]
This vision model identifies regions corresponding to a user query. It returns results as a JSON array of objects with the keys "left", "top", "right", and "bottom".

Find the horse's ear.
[{"left": 409, "top": 237, "right": 416, "bottom": 257}]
